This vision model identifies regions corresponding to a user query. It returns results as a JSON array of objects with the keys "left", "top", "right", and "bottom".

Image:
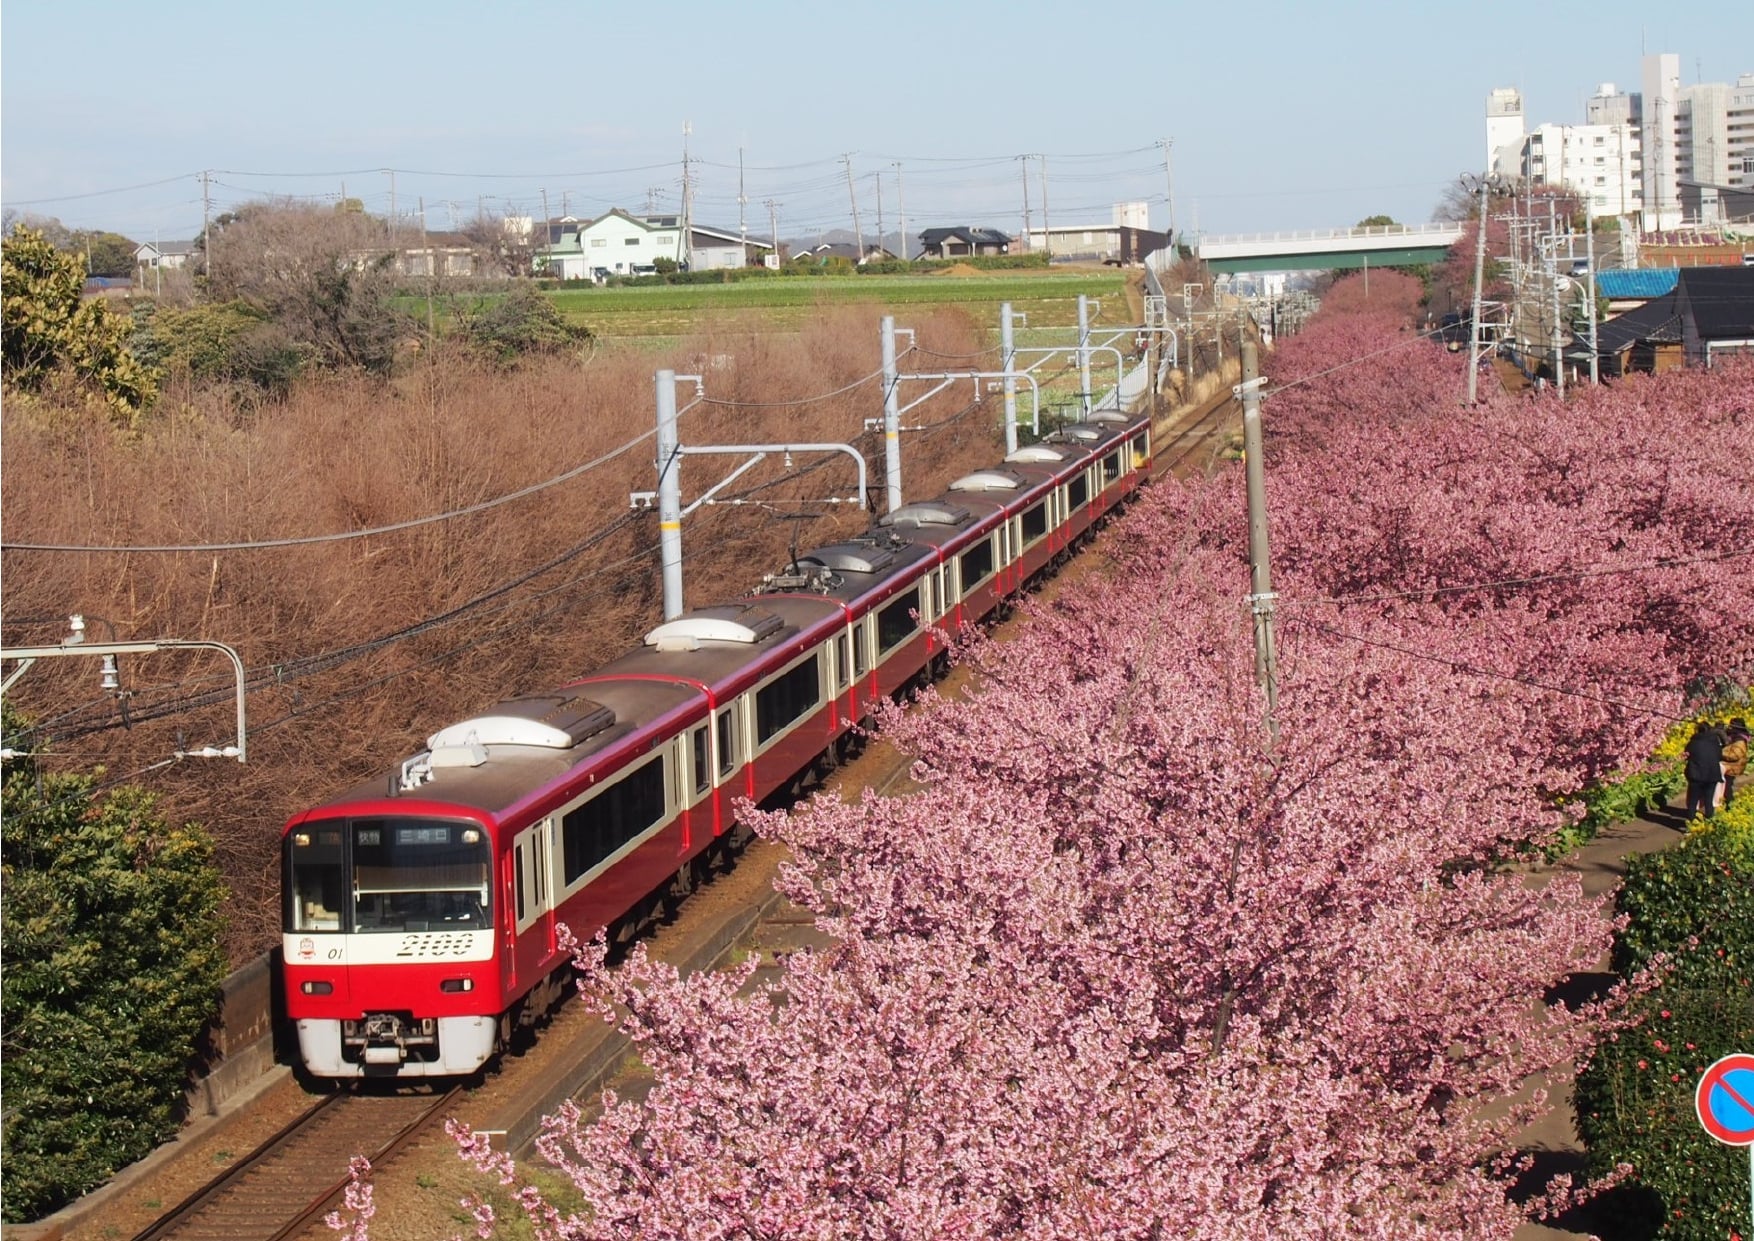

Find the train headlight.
[
  {"left": 461, "top": 829, "right": 481, "bottom": 844},
  {"left": 300, "top": 980, "right": 333, "bottom": 995},
  {"left": 439, "top": 978, "right": 474, "bottom": 993},
  {"left": 293, "top": 833, "right": 311, "bottom": 847}
]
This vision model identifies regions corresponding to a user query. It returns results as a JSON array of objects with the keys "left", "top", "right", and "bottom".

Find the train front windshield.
[{"left": 286, "top": 818, "right": 491, "bottom": 934}]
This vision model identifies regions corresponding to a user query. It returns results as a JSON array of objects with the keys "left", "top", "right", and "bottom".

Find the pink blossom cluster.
[{"left": 331, "top": 277, "right": 1753, "bottom": 1239}]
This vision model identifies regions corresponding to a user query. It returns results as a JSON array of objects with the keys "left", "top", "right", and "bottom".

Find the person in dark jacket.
[{"left": 1683, "top": 720, "right": 1726, "bottom": 820}]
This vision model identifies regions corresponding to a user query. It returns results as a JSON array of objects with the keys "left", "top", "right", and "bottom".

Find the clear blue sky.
[{"left": 3, "top": 0, "right": 1749, "bottom": 246}]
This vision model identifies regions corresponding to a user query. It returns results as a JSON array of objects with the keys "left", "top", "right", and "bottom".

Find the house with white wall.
[
  {"left": 536, "top": 210, "right": 769, "bottom": 279},
  {"left": 536, "top": 209, "right": 683, "bottom": 280}
]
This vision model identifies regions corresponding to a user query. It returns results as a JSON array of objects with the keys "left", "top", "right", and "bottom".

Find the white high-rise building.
[
  {"left": 1486, "top": 87, "right": 1525, "bottom": 177},
  {"left": 1487, "top": 57, "right": 1751, "bottom": 229},
  {"left": 1522, "top": 121, "right": 1642, "bottom": 218},
  {"left": 1641, "top": 52, "right": 1681, "bottom": 229},
  {"left": 1679, "top": 73, "right": 1754, "bottom": 190}
]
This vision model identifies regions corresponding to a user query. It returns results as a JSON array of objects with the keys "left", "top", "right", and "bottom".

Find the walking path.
[{"left": 1513, "top": 800, "right": 1692, "bottom": 1241}]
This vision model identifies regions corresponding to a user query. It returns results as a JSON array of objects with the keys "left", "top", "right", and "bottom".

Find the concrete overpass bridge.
[{"left": 1194, "top": 222, "right": 1463, "bottom": 273}]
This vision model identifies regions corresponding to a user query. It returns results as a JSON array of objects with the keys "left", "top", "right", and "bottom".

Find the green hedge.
[
  {"left": 1, "top": 709, "right": 229, "bottom": 1222},
  {"left": 1575, "top": 816, "right": 1754, "bottom": 1240}
]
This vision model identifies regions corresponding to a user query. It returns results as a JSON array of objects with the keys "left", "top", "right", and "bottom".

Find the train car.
[{"left": 283, "top": 402, "right": 1155, "bottom": 1079}]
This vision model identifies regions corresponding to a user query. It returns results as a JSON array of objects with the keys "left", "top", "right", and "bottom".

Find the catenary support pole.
[
  {"left": 1239, "top": 340, "right": 1279, "bottom": 745},
  {"left": 1001, "top": 303, "right": 1019, "bottom": 455},
  {"left": 881, "top": 316, "right": 904, "bottom": 511},
  {"left": 655, "top": 370, "right": 685, "bottom": 620},
  {"left": 1077, "top": 294, "right": 1093, "bottom": 418}
]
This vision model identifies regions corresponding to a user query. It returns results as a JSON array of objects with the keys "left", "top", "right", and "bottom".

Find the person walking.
[
  {"left": 1683, "top": 719, "right": 1727, "bottom": 820},
  {"left": 1721, "top": 718, "right": 1749, "bottom": 807}
]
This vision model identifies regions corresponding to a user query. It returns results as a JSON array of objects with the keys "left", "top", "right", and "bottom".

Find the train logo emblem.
[{"left": 298, "top": 937, "right": 315, "bottom": 959}]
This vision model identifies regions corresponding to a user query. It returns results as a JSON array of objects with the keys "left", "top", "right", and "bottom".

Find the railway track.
[
  {"left": 128, "top": 1087, "right": 461, "bottom": 1241},
  {"left": 1152, "top": 383, "right": 1240, "bottom": 479}
]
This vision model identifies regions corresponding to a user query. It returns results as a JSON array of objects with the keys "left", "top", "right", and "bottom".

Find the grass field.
[{"left": 541, "top": 269, "right": 1136, "bottom": 340}]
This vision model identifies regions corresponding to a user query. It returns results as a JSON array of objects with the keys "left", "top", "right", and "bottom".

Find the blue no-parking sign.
[
  {"left": 1695, "top": 1052, "right": 1754, "bottom": 1228},
  {"left": 1697, "top": 1053, "right": 1754, "bottom": 1146}
]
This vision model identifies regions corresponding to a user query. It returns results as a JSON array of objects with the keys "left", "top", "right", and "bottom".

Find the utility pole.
[
  {"left": 541, "top": 188, "right": 550, "bottom": 237},
  {"left": 1465, "top": 172, "right": 1492, "bottom": 405},
  {"left": 387, "top": 169, "right": 396, "bottom": 247},
  {"left": 680, "top": 121, "right": 693, "bottom": 268},
  {"left": 894, "top": 161, "right": 907, "bottom": 262},
  {"left": 843, "top": 153, "right": 863, "bottom": 260},
  {"left": 1238, "top": 339, "right": 1279, "bottom": 745},
  {"left": 1548, "top": 197, "right": 1563, "bottom": 398},
  {"left": 1020, "top": 155, "right": 1032, "bottom": 250},
  {"left": 1158, "top": 137, "right": 1176, "bottom": 241},
  {"left": 201, "top": 170, "right": 212, "bottom": 279},
  {"left": 766, "top": 199, "right": 780, "bottom": 263},
  {"left": 1039, "top": 154, "right": 1051, "bottom": 260},
  {"left": 419, "top": 196, "right": 434, "bottom": 339},
  {"left": 1585, "top": 193, "right": 1599, "bottom": 385},
  {"left": 738, "top": 146, "right": 748, "bottom": 260},
  {"left": 874, "top": 171, "right": 884, "bottom": 259}
]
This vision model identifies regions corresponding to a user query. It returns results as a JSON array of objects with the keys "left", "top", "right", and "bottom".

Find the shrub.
[
  {"left": 452, "top": 284, "right": 592, "bottom": 365},
  {"left": 2, "top": 226, "right": 157, "bottom": 420},
  {"left": 0, "top": 707, "right": 229, "bottom": 1223},
  {"left": 1575, "top": 816, "right": 1754, "bottom": 1240},
  {"left": 133, "top": 300, "right": 305, "bottom": 400}
]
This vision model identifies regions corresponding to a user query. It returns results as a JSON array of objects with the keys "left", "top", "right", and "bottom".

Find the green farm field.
[{"left": 541, "top": 268, "right": 1136, "bottom": 340}]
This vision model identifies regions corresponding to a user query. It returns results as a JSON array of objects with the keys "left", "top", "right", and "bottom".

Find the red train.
[{"left": 283, "top": 408, "right": 1154, "bottom": 1078}]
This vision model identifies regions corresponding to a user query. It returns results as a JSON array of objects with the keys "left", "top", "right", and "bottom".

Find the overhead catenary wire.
[
  {"left": 1299, "top": 620, "right": 1688, "bottom": 722},
  {"left": 1283, "top": 547, "right": 1754, "bottom": 610}
]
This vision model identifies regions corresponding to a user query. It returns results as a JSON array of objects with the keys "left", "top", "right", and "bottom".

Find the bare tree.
[
  {"left": 461, "top": 210, "right": 541, "bottom": 279},
  {"left": 207, "top": 202, "right": 410, "bottom": 372}
]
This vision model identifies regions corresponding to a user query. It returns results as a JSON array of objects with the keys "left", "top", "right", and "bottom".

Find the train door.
[
  {"left": 714, "top": 703, "right": 746, "bottom": 805},
  {"left": 512, "top": 816, "right": 556, "bottom": 961},
  {"left": 682, "top": 724, "right": 711, "bottom": 845},
  {"left": 852, "top": 616, "right": 872, "bottom": 698}
]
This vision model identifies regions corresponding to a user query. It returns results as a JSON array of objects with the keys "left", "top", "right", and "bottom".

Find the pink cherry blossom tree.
[{"left": 328, "top": 278, "right": 1750, "bottom": 1240}]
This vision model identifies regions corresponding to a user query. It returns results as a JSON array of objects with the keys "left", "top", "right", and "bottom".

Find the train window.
[
  {"left": 836, "top": 635, "right": 851, "bottom": 689},
  {"left": 1068, "top": 474, "right": 1089, "bottom": 508},
  {"left": 561, "top": 757, "right": 666, "bottom": 885},
  {"left": 515, "top": 844, "right": 527, "bottom": 922},
  {"left": 1131, "top": 431, "right": 1148, "bottom": 467},
  {"left": 349, "top": 818, "right": 491, "bottom": 933},
  {"left": 877, "top": 589, "right": 920, "bottom": 654},
  {"left": 959, "top": 539, "right": 994, "bottom": 588},
  {"left": 1102, "top": 452, "right": 1121, "bottom": 484},
  {"left": 853, "top": 623, "right": 869, "bottom": 676},
  {"left": 716, "top": 708, "right": 738, "bottom": 777},
  {"left": 756, "top": 656, "right": 822, "bottom": 745},
  {"left": 534, "top": 821, "right": 548, "bottom": 907},
  {"left": 286, "top": 827, "right": 346, "bottom": 932},
  {"left": 691, "top": 726, "right": 710, "bottom": 794},
  {"left": 1022, "top": 502, "right": 1048, "bottom": 543}
]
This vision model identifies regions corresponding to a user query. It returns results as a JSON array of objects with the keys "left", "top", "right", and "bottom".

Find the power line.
[
  {"left": 3, "top": 429, "right": 659, "bottom": 554},
  {"left": 1285, "top": 548, "right": 1754, "bottom": 610},
  {"left": 1299, "top": 620, "right": 1686, "bottom": 722}
]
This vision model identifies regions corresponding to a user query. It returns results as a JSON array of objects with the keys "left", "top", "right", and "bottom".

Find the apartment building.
[{"left": 1486, "top": 56, "right": 1752, "bottom": 229}]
